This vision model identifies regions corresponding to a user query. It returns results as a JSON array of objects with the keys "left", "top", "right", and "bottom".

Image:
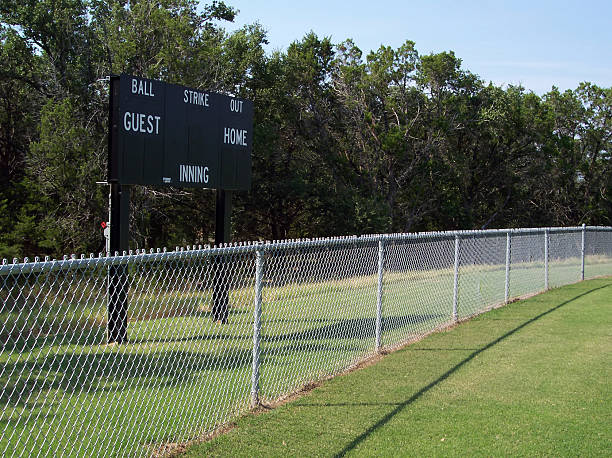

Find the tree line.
[{"left": 0, "top": 0, "right": 610, "bottom": 258}]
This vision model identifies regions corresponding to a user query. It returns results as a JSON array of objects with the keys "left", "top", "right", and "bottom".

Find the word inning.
[{"left": 179, "top": 164, "right": 209, "bottom": 183}]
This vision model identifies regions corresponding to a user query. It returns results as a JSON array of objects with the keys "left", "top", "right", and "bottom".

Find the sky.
[{"left": 222, "top": 0, "right": 611, "bottom": 94}]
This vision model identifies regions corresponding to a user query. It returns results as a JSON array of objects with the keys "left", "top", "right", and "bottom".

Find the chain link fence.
[{"left": 1, "top": 226, "right": 611, "bottom": 456}]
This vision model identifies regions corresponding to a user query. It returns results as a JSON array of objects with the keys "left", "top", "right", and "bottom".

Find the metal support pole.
[
  {"left": 581, "top": 223, "right": 586, "bottom": 281},
  {"left": 453, "top": 234, "right": 460, "bottom": 322},
  {"left": 505, "top": 232, "right": 511, "bottom": 304},
  {"left": 544, "top": 228, "right": 549, "bottom": 290},
  {"left": 106, "top": 75, "right": 130, "bottom": 344},
  {"left": 251, "top": 249, "right": 263, "bottom": 408},
  {"left": 213, "top": 189, "right": 232, "bottom": 322},
  {"left": 375, "top": 239, "right": 384, "bottom": 352},
  {"left": 108, "top": 183, "right": 130, "bottom": 344}
]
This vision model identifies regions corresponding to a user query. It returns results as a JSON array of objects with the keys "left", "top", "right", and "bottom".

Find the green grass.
[
  {"left": 184, "top": 277, "right": 612, "bottom": 457},
  {"left": 0, "top": 256, "right": 610, "bottom": 456}
]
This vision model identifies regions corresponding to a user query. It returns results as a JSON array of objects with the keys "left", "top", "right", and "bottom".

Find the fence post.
[
  {"left": 505, "top": 231, "right": 511, "bottom": 304},
  {"left": 375, "top": 238, "right": 384, "bottom": 352},
  {"left": 252, "top": 248, "right": 264, "bottom": 408},
  {"left": 544, "top": 228, "right": 549, "bottom": 290},
  {"left": 452, "top": 234, "right": 460, "bottom": 322},
  {"left": 581, "top": 223, "right": 586, "bottom": 281}
]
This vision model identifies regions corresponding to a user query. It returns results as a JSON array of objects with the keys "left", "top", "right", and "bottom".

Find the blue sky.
[{"left": 223, "top": 0, "right": 611, "bottom": 94}]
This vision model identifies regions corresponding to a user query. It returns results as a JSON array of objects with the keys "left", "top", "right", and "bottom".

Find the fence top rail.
[{"left": 2, "top": 225, "right": 610, "bottom": 275}]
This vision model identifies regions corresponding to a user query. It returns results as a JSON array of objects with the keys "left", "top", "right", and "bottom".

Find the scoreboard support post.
[
  {"left": 213, "top": 190, "right": 232, "bottom": 323},
  {"left": 108, "top": 183, "right": 130, "bottom": 343},
  {"left": 215, "top": 189, "right": 232, "bottom": 244}
]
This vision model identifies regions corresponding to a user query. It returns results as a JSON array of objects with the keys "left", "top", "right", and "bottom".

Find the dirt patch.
[{"left": 148, "top": 423, "right": 237, "bottom": 458}]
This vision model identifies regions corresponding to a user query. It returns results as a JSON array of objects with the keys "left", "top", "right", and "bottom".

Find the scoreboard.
[{"left": 108, "top": 74, "right": 253, "bottom": 190}]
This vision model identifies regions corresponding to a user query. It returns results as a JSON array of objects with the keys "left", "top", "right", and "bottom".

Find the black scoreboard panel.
[
  {"left": 109, "top": 74, "right": 253, "bottom": 190},
  {"left": 220, "top": 95, "right": 253, "bottom": 190}
]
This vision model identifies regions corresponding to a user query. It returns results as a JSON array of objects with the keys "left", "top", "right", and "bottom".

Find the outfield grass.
[
  {"left": 0, "top": 256, "right": 609, "bottom": 456},
  {"left": 184, "top": 277, "right": 612, "bottom": 457}
]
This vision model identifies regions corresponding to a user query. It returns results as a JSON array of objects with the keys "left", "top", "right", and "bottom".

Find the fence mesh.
[
  {"left": 585, "top": 228, "right": 612, "bottom": 279},
  {"left": 1, "top": 226, "right": 611, "bottom": 456},
  {"left": 261, "top": 240, "right": 378, "bottom": 400},
  {"left": 509, "top": 232, "right": 546, "bottom": 298},
  {"left": 458, "top": 232, "right": 507, "bottom": 319},
  {"left": 549, "top": 231, "right": 582, "bottom": 288},
  {"left": 383, "top": 237, "right": 455, "bottom": 347}
]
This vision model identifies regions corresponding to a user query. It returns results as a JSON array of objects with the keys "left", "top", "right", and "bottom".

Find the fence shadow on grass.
[
  {"left": 264, "top": 314, "right": 442, "bottom": 342},
  {"left": 1, "top": 310, "right": 446, "bottom": 426},
  {"left": 0, "top": 346, "right": 253, "bottom": 409},
  {"left": 332, "top": 283, "right": 611, "bottom": 457}
]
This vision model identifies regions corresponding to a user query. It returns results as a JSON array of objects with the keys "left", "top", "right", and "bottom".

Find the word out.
[{"left": 229, "top": 99, "right": 244, "bottom": 113}]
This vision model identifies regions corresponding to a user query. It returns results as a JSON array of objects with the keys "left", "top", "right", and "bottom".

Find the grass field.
[
  {"left": 184, "top": 277, "right": 612, "bottom": 457},
  {"left": 0, "top": 255, "right": 610, "bottom": 456}
]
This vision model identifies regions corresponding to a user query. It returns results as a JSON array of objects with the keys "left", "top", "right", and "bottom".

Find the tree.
[{"left": 0, "top": 6, "right": 610, "bottom": 257}]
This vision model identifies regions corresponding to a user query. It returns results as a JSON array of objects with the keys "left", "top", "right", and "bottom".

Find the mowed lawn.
[{"left": 184, "top": 277, "right": 612, "bottom": 457}]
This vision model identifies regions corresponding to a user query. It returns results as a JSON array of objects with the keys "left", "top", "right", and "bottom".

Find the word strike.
[{"left": 184, "top": 90, "right": 210, "bottom": 107}]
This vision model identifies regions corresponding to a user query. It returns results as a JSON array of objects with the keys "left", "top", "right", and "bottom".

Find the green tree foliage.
[{"left": 0, "top": 2, "right": 610, "bottom": 258}]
